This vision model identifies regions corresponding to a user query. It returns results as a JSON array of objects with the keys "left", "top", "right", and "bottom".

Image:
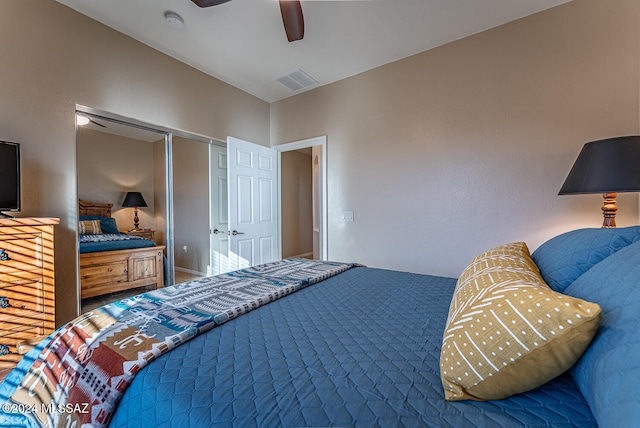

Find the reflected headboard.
[{"left": 79, "top": 199, "right": 113, "bottom": 218}]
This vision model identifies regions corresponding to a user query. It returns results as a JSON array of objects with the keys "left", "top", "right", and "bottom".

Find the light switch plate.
[{"left": 341, "top": 211, "right": 354, "bottom": 222}]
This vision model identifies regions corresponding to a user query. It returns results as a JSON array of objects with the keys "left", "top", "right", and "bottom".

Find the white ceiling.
[{"left": 56, "top": 0, "right": 571, "bottom": 103}]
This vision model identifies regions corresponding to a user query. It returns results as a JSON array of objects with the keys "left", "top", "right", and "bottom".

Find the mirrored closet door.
[
  {"left": 171, "top": 137, "right": 229, "bottom": 283},
  {"left": 75, "top": 110, "right": 225, "bottom": 314}
]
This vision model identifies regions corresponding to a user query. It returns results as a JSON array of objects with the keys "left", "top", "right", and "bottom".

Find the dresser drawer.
[
  {"left": 0, "top": 233, "right": 44, "bottom": 274},
  {"left": 0, "top": 274, "right": 45, "bottom": 315},
  {"left": 0, "top": 218, "right": 57, "bottom": 372},
  {"left": 81, "top": 260, "right": 128, "bottom": 288},
  {"left": 0, "top": 322, "right": 45, "bottom": 367}
]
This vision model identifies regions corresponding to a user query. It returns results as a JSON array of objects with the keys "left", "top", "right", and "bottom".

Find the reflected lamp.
[{"left": 122, "top": 191, "right": 148, "bottom": 231}]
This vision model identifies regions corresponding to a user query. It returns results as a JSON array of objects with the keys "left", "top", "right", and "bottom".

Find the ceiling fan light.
[{"left": 76, "top": 115, "right": 90, "bottom": 126}]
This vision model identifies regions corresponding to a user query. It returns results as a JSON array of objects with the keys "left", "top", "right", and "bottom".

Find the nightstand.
[{"left": 122, "top": 229, "right": 155, "bottom": 242}]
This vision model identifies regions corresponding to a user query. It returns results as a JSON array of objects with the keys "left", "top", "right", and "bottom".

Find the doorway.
[
  {"left": 281, "top": 149, "right": 313, "bottom": 258},
  {"left": 275, "top": 136, "right": 327, "bottom": 261}
]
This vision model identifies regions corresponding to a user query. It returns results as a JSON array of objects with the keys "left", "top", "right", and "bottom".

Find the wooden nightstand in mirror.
[{"left": 121, "top": 229, "right": 155, "bottom": 243}]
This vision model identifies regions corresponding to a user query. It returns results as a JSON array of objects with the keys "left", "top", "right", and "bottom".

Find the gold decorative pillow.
[
  {"left": 78, "top": 220, "right": 102, "bottom": 235},
  {"left": 440, "top": 242, "right": 601, "bottom": 401}
]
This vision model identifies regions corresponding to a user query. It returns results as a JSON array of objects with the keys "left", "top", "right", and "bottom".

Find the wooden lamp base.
[
  {"left": 601, "top": 192, "right": 618, "bottom": 228},
  {"left": 131, "top": 207, "right": 143, "bottom": 231}
]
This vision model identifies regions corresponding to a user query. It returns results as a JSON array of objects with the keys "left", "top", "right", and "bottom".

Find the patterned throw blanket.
[
  {"left": 0, "top": 259, "right": 357, "bottom": 427},
  {"left": 78, "top": 233, "right": 149, "bottom": 243}
]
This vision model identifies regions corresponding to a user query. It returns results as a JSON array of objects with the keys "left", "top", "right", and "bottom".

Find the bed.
[
  {"left": 1, "top": 226, "right": 639, "bottom": 427},
  {"left": 78, "top": 200, "right": 165, "bottom": 300}
]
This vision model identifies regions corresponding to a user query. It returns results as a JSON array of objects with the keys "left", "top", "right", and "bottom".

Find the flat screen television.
[{"left": 0, "top": 141, "right": 20, "bottom": 213}]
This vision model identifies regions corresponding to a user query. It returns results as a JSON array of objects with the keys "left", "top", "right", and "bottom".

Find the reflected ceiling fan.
[{"left": 191, "top": 0, "right": 304, "bottom": 42}]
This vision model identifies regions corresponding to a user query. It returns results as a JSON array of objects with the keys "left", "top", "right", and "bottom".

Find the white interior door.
[
  {"left": 209, "top": 144, "right": 229, "bottom": 275},
  {"left": 227, "top": 136, "right": 279, "bottom": 270}
]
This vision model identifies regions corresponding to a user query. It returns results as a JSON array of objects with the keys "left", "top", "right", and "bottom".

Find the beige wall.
[
  {"left": 271, "top": 0, "right": 640, "bottom": 277},
  {"left": 1, "top": 0, "right": 269, "bottom": 325},
  {"left": 77, "top": 128, "right": 158, "bottom": 231},
  {"left": 281, "top": 150, "right": 313, "bottom": 258}
]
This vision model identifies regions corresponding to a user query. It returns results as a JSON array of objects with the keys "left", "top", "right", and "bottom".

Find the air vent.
[{"left": 276, "top": 69, "right": 318, "bottom": 92}]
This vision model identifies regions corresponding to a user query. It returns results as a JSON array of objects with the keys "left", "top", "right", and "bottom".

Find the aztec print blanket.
[
  {"left": 0, "top": 259, "right": 357, "bottom": 428},
  {"left": 78, "top": 233, "right": 149, "bottom": 243}
]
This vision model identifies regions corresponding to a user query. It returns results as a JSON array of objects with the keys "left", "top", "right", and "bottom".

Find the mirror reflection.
[
  {"left": 76, "top": 116, "right": 168, "bottom": 312},
  {"left": 76, "top": 113, "right": 227, "bottom": 313}
]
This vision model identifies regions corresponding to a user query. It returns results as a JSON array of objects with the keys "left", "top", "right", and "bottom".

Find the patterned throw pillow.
[
  {"left": 79, "top": 216, "right": 120, "bottom": 234},
  {"left": 440, "top": 242, "right": 601, "bottom": 401},
  {"left": 78, "top": 220, "right": 102, "bottom": 235}
]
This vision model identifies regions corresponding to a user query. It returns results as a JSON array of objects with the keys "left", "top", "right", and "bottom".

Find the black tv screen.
[{"left": 0, "top": 141, "right": 20, "bottom": 212}]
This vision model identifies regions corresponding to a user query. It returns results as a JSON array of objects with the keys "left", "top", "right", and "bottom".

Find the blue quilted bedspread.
[
  {"left": 0, "top": 259, "right": 356, "bottom": 427},
  {"left": 110, "top": 267, "right": 596, "bottom": 427}
]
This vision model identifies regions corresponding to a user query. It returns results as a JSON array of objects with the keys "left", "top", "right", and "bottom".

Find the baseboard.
[
  {"left": 175, "top": 266, "right": 208, "bottom": 277},
  {"left": 287, "top": 252, "right": 313, "bottom": 259}
]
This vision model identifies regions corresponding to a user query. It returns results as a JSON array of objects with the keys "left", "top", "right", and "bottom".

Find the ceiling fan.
[{"left": 191, "top": 0, "right": 304, "bottom": 42}]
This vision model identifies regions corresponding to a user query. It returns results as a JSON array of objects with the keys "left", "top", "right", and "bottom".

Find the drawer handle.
[
  {"left": 0, "top": 249, "right": 10, "bottom": 261},
  {"left": 0, "top": 296, "right": 26, "bottom": 310},
  {"left": 0, "top": 345, "right": 8, "bottom": 356}
]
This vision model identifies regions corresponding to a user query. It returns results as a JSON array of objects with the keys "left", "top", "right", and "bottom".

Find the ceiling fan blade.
[
  {"left": 279, "top": 0, "right": 304, "bottom": 42},
  {"left": 191, "top": 0, "right": 232, "bottom": 7},
  {"left": 89, "top": 119, "right": 106, "bottom": 128}
]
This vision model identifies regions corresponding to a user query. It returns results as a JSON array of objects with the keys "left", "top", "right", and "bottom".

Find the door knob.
[
  {"left": 231, "top": 230, "right": 244, "bottom": 236},
  {"left": 212, "top": 228, "right": 226, "bottom": 235}
]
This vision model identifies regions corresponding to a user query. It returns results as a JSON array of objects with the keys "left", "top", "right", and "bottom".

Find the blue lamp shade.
[
  {"left": 559, "top": 136, "right": 640, "bottom": 195},
  {"left": 122, "top": 192, "right": 147, "bottom": 231},
  {"left": 559, "top": 135, "right": 640, "bottom": 227},
  {"left": 122, "top": 192, "right": 148, "bottom": 208}
]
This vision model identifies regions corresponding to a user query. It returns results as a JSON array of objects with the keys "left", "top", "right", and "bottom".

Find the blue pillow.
[
  {"left": 563, "top": 240, "right": 640, "bottom": 428},
  {"left": 531, "top": 226, "right": 640, "bottom": 292},
  {"left": 79, "top": 215, "right": 120, "bottom": 234}
]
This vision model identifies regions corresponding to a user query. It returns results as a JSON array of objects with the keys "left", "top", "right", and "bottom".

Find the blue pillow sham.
[
  {"left": 79, "top": 215, "right": 120, "bottom": 235},
  {"left": 531, "top": 226, "right": 640, "bottom": 292},
  {"left": 563, "top": 239, "right": 640, "bottom": 428}
]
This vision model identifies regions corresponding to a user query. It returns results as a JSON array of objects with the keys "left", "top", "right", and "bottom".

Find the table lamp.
[{"left": 559, "top": 136, "right": 640, "bottom": 228}]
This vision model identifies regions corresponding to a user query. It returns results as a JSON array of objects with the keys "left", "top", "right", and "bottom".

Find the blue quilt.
[
  {"left": 0, "top": 259, "right": 356, "bottom": 427},
  {"left": 109, "top": 267, "right": 595, "bottom": 427}
]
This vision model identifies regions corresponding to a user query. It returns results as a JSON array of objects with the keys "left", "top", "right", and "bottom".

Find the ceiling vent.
[{"left": 276, "top": 69, "right": 318, "bottom": 92}]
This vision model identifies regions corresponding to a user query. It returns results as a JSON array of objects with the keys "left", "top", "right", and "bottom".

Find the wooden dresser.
[{"left": 0, "top": 217, "right": 58, "bottom": 379}]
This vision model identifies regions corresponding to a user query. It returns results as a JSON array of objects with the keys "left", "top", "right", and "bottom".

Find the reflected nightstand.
[{"left": 122, "top": 229, "right": 156, "bottom": 243}]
